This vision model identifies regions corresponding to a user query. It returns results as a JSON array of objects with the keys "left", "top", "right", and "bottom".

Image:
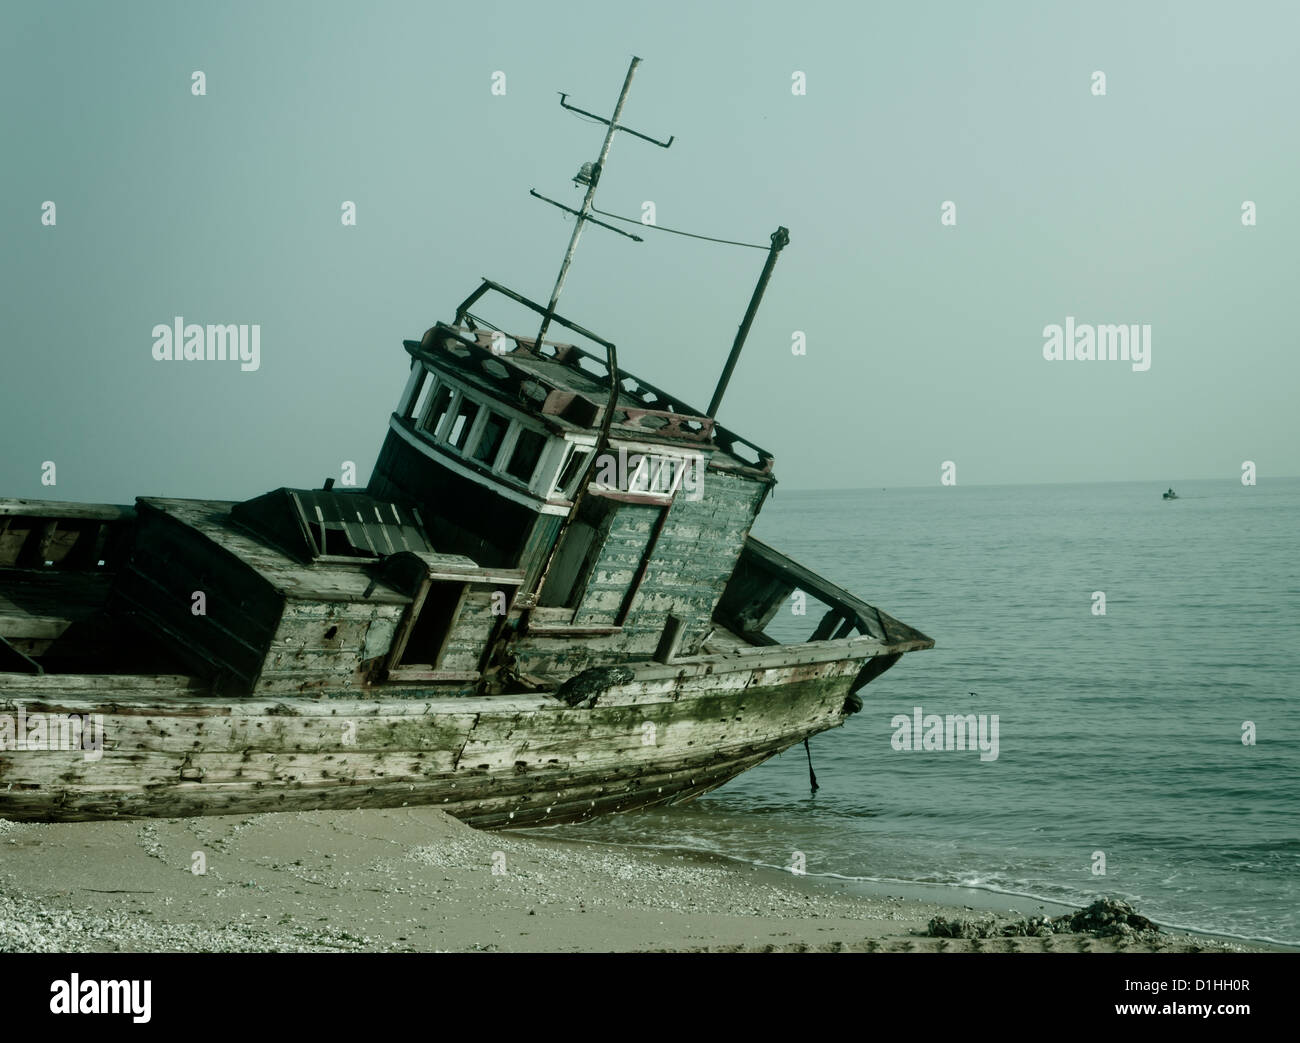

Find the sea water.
[{"left": 547, "top": 478, "right": 1300, "bottom": 946}]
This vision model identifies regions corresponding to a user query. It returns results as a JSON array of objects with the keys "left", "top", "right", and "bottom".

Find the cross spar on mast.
[{"left": 534, "top": 56, "right": 660, "bottom": 349}]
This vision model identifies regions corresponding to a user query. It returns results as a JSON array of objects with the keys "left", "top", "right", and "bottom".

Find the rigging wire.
[{"left": 590, "top": 205, "right": 769, "bottom": 250}]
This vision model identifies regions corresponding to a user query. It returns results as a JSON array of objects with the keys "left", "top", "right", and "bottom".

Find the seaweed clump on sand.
[{"left": 927, "top": 898, "right": 1159, "bottom": 940}]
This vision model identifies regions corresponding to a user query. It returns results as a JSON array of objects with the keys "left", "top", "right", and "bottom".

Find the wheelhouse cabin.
[{"left": 367, "top": 280, "right": 785, "bottom": 675}]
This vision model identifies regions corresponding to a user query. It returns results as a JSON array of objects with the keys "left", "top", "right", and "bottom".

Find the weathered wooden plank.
[
  {"left": 464, "top": 749, "right": 776, "bottom": 828},
  {"left": 60, "top": 711, "right": 480, "bottom": 755},
  {"left": 0, "top": 500, "right": 136, "bottom": 521},
  {"left": 0, "top": 745, "right": 778, "bottom": 826},
  {"left": 454, "top": 683, "right": 845, "bottom": 774},
  {"left": 0, "top": 688, "right": 538, "bottom": 714},
  {"left": 7, "top": 749, "right": 463, "bottom": 787},
  {"left": 0, "top": 673, "right": 211, "bottom": 695},
  {"left": 386, "top": 668, "right": 479, "bottom": 682}
]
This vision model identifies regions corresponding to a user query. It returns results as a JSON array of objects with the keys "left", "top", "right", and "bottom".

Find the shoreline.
[
  {"left": 521, "top": 828, "right": 1298, "bottom": 950},
  {"left": 0, "top": 809, "right": 1287, "bottom": 953}
]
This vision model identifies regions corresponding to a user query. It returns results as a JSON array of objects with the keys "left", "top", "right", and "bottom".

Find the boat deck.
[
  {"left": 0, "top": 568, "right": 111, "bottom": 638},
  {"left": 0, "top": 567, "right": 187, "bottom": 675}
]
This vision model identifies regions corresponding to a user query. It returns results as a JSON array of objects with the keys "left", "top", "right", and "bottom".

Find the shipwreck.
[{"left": 0, "top": 59, "right": 933, "bottom": 827}]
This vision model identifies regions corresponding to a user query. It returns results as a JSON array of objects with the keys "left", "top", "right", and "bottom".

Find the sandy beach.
[{"left": 0, "top": 809, "right": 1274, "bottom": 953}]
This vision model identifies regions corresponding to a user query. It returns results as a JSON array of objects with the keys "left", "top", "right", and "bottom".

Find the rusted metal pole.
[
  {"left": 534, "top": 57, "right": 641, "bottom": 349},
  {"left": 706, "top": 226, "right": 790, "bottom": 419}
]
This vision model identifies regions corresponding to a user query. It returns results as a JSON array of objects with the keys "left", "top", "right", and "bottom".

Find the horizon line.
[{"left": 773, "top": 475, "right": 1299, "bottom": 493}]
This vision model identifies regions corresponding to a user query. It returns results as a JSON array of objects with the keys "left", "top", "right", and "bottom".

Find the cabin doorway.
[
  {"left": 538, "top": 498, "right": 616, "bottom": 609},
  {"left": 392, "top": 580, "right": 464, "bottom": 670},
  {"left": 540, "top": 498, "right": 666, "bottom": 626}
]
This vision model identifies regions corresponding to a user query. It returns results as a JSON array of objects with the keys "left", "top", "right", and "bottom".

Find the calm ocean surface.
[{"left": 545, "top": 478, "right": 1300, "bottom": 946}]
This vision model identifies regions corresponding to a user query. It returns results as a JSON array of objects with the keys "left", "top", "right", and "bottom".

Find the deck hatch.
[{"left": 230, "top": 488, "right": 431, "bottom": 564}]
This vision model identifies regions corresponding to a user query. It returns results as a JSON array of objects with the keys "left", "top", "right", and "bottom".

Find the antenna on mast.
[{"left": 530, "top": 56, "right": 673, "bottom": 349}]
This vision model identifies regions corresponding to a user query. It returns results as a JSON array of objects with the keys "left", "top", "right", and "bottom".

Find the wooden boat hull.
[{"left": 0, "top": 639, "right": 891, "bottom": 827}]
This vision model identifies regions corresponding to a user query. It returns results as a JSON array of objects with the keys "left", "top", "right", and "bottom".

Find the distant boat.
[{"left": 1162, "top": 488, "right": 1178, "bottom": 500}]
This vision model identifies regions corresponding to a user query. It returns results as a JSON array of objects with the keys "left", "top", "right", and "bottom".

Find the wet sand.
[{"left": 0, "top": 809, "right": 1274, "bottom": 953}]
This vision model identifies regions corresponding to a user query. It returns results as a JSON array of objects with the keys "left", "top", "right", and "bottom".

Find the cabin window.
[
  {"left": 318, "top": 520, "right": 377, "bottom": 557},
  {"left": 589, "top": 449, "right": 685, "bottom": 501},
  {"left": 472, "top": 411, "right": 511, "bottom": 465},
  {"left": 505, "top": 428, "right": 547, "bottom": 483},
  {"left": 422, "top": 384, "right": 454, "bottom": 436},
  {"left": 647, "top": 457, "right": 672, "bottom": 494},
  {"left": 399, "top": 365, "right": 430, "bottom": 420},
  {"left": 649, "top": 455, "right": 682, "bottom": 494},
  {"left": 447, "top": 397, "right": 480, "bottom": 451},
  {"left": 409, "top": 375, "right": 435, "bottom": 423},
  {"left": 556, "top": 447, "right": 593, "bottom": 497},
  {"left": 628, "top": 455, "right": 653, "bottom": 493}
]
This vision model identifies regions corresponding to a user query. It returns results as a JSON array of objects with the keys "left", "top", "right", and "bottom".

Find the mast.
[
  {"left": 706, "top": 226, "right": 790, "bottom": 418},
  {"left": 528, "top": 58, "right": 789, "bottom": 424},
  {"left": 531, "top": 56, "right": 673, "bottom": 349}
]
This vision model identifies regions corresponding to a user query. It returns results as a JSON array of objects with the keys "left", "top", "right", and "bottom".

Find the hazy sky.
[{"left": 2, "top": 0, "right": 1296, "bottom": 501}]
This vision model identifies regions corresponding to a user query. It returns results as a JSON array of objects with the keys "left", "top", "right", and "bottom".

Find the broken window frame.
[
  {"left": 586, "top": 444, "right": 690, "bottom": 505},
  {"left": 503, "top": 425, "right": 548, "bottom": 486},
  {"left": 552, "top": 444, "right": 596, "bottom": 500},
  {"left": 446, "top": 396, "right": 481, "bottom": 452},
  {"left": 409, "top": 373, "right": 586, "bottom": 501},
  {"left": 397, "top": 361, "right": 429, "bottom": 420},
  {"left": 420, "top": 380, "right": 456, "bottom": 439},
  {"left": 471, "top": 409, "right": 511, "bottom": 467}
]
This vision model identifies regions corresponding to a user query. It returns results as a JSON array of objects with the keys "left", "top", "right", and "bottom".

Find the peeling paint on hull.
[{"left": 0, "top": 666, "right": 857, "bottom": 827}]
